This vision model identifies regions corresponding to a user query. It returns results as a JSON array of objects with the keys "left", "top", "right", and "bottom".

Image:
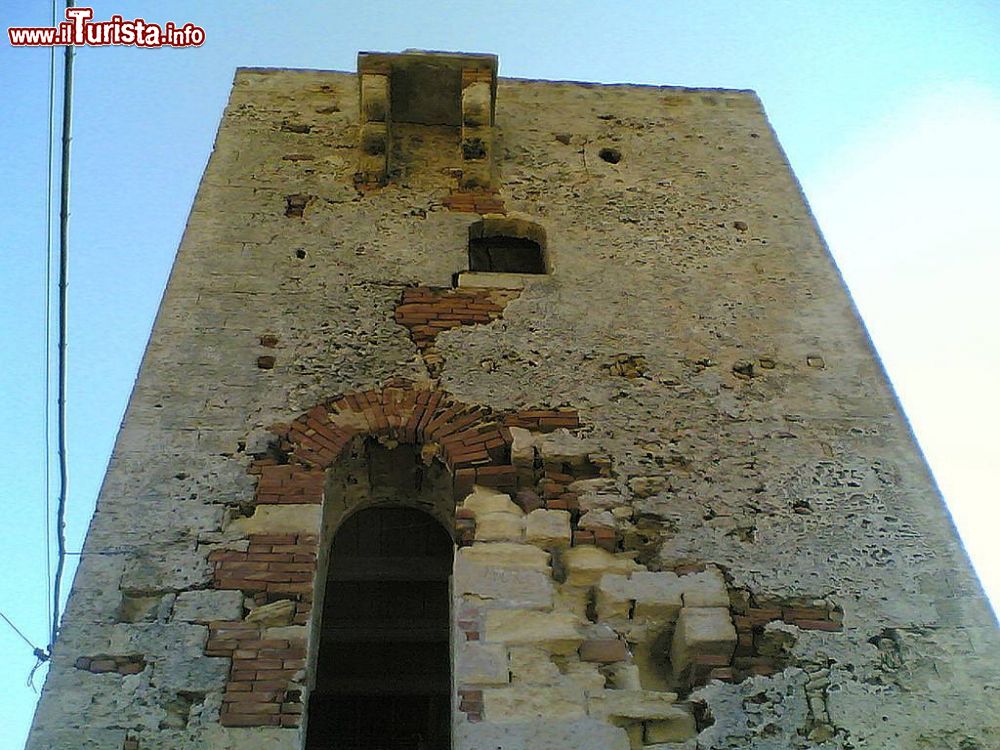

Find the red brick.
[
  {"left": 220, "top": 713, "right": 280, "bottom": 727},
  {"left": 793, "top": 619, "right": 842, "bottom": 632},
  {"left": 782, "top": 607, "right": 830, "bottom": 621}
]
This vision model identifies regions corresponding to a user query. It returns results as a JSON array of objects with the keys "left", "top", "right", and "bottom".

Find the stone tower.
[{"left": 27, "top": 51, "right": 999, "bottom": 750}]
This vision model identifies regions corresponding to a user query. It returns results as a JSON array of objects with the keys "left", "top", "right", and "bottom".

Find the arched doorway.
[{"left": 305, "top": 506, "right": 454, "bottom": 749}]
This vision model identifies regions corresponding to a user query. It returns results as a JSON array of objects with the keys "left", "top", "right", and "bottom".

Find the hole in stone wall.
[
  {"left": 598, "top": 147, "right": 622, "bottom": 164},
  {"left": 462, "top": 137, "right": 487, "bottom": 160},
  {"left": 305, "top": 506, "right": 453, "bottom": 750},
  {"left": 159, "top": 692, "right": 204, "bottom": 729},
  {"left": 285, "top": 194, "right": 312, "bottom": 218}
]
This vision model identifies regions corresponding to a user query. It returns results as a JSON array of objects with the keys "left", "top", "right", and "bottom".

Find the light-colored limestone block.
[
  {"left": 562, "top": 661, "right": 608, "bottom": 691},
  {"left": 458, "top": 542, "right": 551, "bottom": 572},
  {"left": 645, "top": 711, "right": 697, "bottom": 743},
  {"left": 455, "top": 716, "right": 629, "bottom": 750},
  {"left": 463, "top": 485, "right": 524, "bottom": 517},
  {"left": 245, "top": 599, "right": 296, "bottom": 626},
  {"left": 475, "top": 511, "right": 525, "bottom": 541},
  {"left": 680, "top": 566, "right": 729, "bottom": 608},
  {"left": 563, "top": 546, "right": 642, "bottom": 587},
  {"left": 485, "top": 609, "right": 583, "bottom": 655},
  {"left": 458, "top": 642, "right": 510, "bottom": 686},
  {"left": 454, "top": 556, "right": 554, "bottom": 610},
  {"left": 525, "top": 509, "right": 572, "bottom": 547},
  {"left": 463, "top": 81, "right": 492, "bottom": 127},
  {"left": 509, "top": 426, "right": 537, "bottom": 482},
  {"left": 630, "top": 571, "right": 683, "bottom": 622},
  {"left": 567, "top": 477, "right": 617, "bottom": 495},
  {"left": 579, "top": 509, "right": 617, "bottom": 530},
  {"left": 172, "top": 590, "right": 243, "bottom": 623},
  {"left": 483, "top": 685, "right": 585, "bottom": 721},
  {"left": 604, "top": 662, "right": 643, "bottom": 690},
  {"left": 588, "top": 689, "right": 685, "bottom": 722},
  {"left": 226, "top": 504, "right": 321, "bottom": 535},
  {"left": 555, "top": 585, "right": 592, "bottom": 619},
  {"left": 670, "top": 607, "right": 737, "bottom": 677},
  {"left": 508, "top": 646, "right": 562, "bottom": 684},
  {"left": 264, "top": 625, "right": 307, "bottom": 641},
  {"left": 538, "top": 429, "right": 597, "bottom": 469},
  {"left": 360, "top": 73, "right": 388, "bottom": 122},
  {"left": 597, "top": 573, "right": 633, "bottom": 620}
]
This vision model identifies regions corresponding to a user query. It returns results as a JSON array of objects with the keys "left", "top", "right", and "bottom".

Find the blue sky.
[{"left": 1, "top": 2, "right": 997, "bottom": 747}]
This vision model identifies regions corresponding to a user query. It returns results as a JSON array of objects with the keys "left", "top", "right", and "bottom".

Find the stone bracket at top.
[{"left": 356, "top": 50, "right": 498, "bottom": 189}]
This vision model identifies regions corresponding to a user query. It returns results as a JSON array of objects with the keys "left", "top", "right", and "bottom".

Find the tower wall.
[{"left": 27, "top": 61, "right": 999, "bottom": 750}]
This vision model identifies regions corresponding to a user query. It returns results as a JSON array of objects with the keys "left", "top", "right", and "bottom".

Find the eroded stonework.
[{"left": 27, "top": 51, "right": 999, "bottom": 750}]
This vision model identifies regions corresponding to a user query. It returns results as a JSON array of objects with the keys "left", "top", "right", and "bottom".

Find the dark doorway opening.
[{"left": 305, "top": 506, "right": 453, "bottom": 750}]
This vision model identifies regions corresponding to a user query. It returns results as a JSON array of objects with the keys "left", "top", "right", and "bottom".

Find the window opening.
[{"left": 467, "top": 216, "right": 547, "bottom": 275}]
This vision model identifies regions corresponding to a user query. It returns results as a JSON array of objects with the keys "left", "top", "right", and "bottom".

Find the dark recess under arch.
[{"left": 305, "top": 506, "right": 453, "bottom": 749}]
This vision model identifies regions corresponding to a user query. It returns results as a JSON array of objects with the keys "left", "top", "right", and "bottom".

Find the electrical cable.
[
  {"left": 43, "top": 0, "right": 58, "bottom": 654},
  {"left": 50, "top": 0, "right": 75, "bottom": 651},
  {"left": 0, "top": 609, "right": 49, "bottom": 688}
]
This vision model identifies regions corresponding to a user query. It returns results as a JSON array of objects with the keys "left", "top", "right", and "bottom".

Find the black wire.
[
  {"left": 51, "top": 0, "right": 75, "bottom": 651},
  {"left": 43, "top": 0, "right": 58, "bottom": 657}
]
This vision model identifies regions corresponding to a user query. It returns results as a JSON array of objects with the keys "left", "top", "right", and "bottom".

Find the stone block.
[
  {"left": 462, "top": 81, "right": 492, "bottom": 127},
  {"left": 670, "top": 607, "right": 737, "bottom": 677},
  {"left": 264, "top": 625, "right": 308, "bottom": 642},
  {"left": 458, "top": 542, "right": 551, "bottom": 572},
  {"left": 579, "top": 510, "right": 617, "bottom": 530},
  {"left": 463, "top": 485, "right": 524, "bottom": 517},
  {"left": 561, "top": 661, "right": 608, "bottom": 691},
  {"left": 537, "top": 429, "right": 597, "bottom": 469},
  {"left": 604, "top": 662, "right": 642, "bottom": 690},
  {"left": 475, "top": 511, "right": 525, "bottom": 542},
  {"left": 587, "top": 689, "right": 685, "bottom": 722},
  {"left": 563, "top": 546, "right": 641, "bottom": 587},
  {"left": 172, "top": 590, "right": 244, "bottom": 623},
  {"left": 567, "top": 477, "right": 616, "bottom": 494},
  {"left": 360, "top": 73, "right": 388, "bottom": 122},
  {"left": 554, "top": 585, "right": 592, "bottom": 619},
  {"left": 508, "top": 646, "right": 562, "bottom": 685},
  {"left": 483, "top": 685, "right": 585, "bottom": 721},
  {"left": 645, "top": 711, "right": 697, "bottom": 743},
  {"left": 226, "top": 504, "right": 321, "bottom": 535},
  {"left": 580, "top": 638, "right": 630, "bottom": 663},
  {"left": 245, "top": 599, "right": 296, "bottom": 626},
  {"left": 457, "top": 642, "right": 510, "bottom": 686},
  {"left": 120, "top": 545, "right": 212, "bottom": 592},
  {"left": 596, "top": 574, "right": 632, "bottom": 620},
  {"left": 454, "top": 555, "right": 554, "bottom": 610},
  {"left": 525, "top": 509, "right": 572, "bottom": 547},
  {"left": 630, "top": 571, "right": 683, "bottom": 622},
  {"left": 578, "top": 493, "right": 624, "bottom": 513},
  {"left": 485, "top": 610, "right": 583, "bottom": 655},
  {"left": 455, "top": 716, "right": 629, "bottom": 750},
  {"left": 679, "top": 566, "right": 729, "bottom": 608},
  {"left": 509, "top": 426, "right": 537, "bottom": 482}
]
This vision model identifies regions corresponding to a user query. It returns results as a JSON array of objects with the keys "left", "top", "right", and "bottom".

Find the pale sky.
[
  {"left": 808, "top": 85, "right": 1000, "bottom": 609},
  {"left": 1, "top": 2, "right": 997, "bottom": 748}
]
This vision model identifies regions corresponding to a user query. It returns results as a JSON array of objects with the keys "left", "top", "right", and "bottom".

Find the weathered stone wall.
[{"left": 26, "top": 62, "right": 999, "bottom": 750}]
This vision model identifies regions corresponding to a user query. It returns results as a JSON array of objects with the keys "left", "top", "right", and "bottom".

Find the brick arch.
[
  {"left": 210, "top": 379, "right": 583, "bottom": 728},
  {"left": 249, "top": 377, "right": 580, "bottom": 521}
]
